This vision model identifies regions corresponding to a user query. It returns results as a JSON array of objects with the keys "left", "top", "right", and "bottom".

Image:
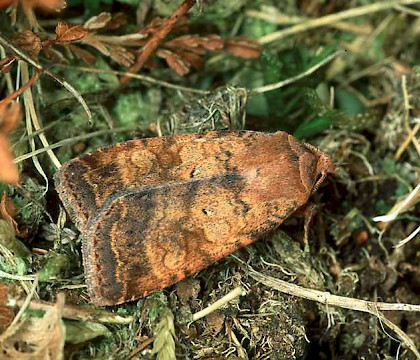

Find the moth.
[{"left": 54, "top": 131, "right": 335, "bottom": 306}]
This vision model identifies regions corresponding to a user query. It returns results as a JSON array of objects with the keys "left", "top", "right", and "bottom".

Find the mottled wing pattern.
[
  {"left": 54, "top": 130, "right": 330, "bottom": 306},
  {"left": 54, "top": 131, "right": 318, "bottom": 230},
  {"left": 84, "top": 174, "right": 301, "bottom": 306}
]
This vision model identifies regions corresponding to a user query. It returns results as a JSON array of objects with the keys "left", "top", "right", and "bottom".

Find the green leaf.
[
  {"left": 293, "top": 117, "right": 332, "bottom": 139},
  {"left": 65, "top": 321, "right": 111, "bottom": 344}
]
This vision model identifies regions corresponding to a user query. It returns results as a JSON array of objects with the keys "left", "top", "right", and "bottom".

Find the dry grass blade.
[
  {"left": 373, "top": 183, "right": 420, "bottom": 229},
  {"left": 192, "top": 286, "right": 246, "bottom": 322},
  {"left": 0, "top": 34, "right": 92, "bottom": 122},
  {"left": 258, "top": 0, "right": 420, "bottom": 44},
  {"left": 250, "top": 50, "right": 343, "bottom": 95},
  {"left": 9, "top": 298, "right": 135, "bottom": 324}
]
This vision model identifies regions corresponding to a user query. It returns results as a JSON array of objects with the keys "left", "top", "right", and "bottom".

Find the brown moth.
[{"left": 54, "top": 131, "right": 335, "bottom": 306}]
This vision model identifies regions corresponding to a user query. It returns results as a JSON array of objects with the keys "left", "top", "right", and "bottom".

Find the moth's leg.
[{"left": 292, "top": 202, "right": 317, "bottom": 245}]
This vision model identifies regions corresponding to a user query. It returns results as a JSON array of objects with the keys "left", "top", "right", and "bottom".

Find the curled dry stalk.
[{"left": 247, "top": 265, "right": 420, "bottom": 359}]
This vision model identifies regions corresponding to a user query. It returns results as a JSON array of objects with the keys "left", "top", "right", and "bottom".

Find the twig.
[
  {"left": 192, "top": 286, "right": 246, "bottom": 322},
  {"left": 64, "top": 65, "right": 210, "bottom": 94},
  {"left": 394, "top": 75, "right": 420, "bottom": 159},
  {"left": 129, "top": 337, "right": 154, "bottom": 358},
  {"left": 395, "top": 224, "right": 420, "bottom": 248},
  {"left": 0, "top": 32, "right": 92, "bottom": 122},
  {"left": 250, "top": 50, "right": 343, "bottom": 95},
  {"left": 373, "top": 182, "right": 420, "bottom": 232},
  {"left": 248, "top": 267, "right": 420, "bottom": 359},
  {"left": 13, "top": 125, "right": 136, "bottom": 163},
  {"left": 248, "top": 267, "right": 420, "bottom": 312},
  {"left": 0, "top": 244, "right": 33, "bottom": 296},
  {"left": 0, "top": 270, "right": 35, "bottom": 281},
  {"left": 120, "top": 0, "right": 196, "bottom": 84},
  {"left": 8, "top": 298, "right": 135, "bottom": 324},
  {"left": 394, "top": 4, "right": 420, "bottom": 16},
  {"left": 258, "top": 0, "right": 420, "bottom": 44}
]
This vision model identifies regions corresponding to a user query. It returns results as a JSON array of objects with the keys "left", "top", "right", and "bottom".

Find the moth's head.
[{"left": 312, "top": 149, "right": 336, "bottom": 194}]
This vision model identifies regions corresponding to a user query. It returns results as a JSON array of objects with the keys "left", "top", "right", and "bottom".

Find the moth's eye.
[{"left": 289, "top": 154, "right": 299, "bottom": 162}]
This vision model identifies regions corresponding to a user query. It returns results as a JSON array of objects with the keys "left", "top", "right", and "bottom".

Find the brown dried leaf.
[
  {"left": 68, "top": 44, "right": 96, "bottom": 64},
  {"left": 108, "top": 46, "right": 134, "bottom": 67},
  {"left": 1, "top": 193, "right": 18, "bottom": 218},
  {"left": 138, "top": 16, "right": 165, "bottom": 36},
  {"left": 0, "top": 193, "right": 27, "bottom": 236},
  {"left": 21, "top": 0, "right": 66, "bottom": 12},
  {"left": 84, "top": 12, "right": 112, "bottom": 31},
  {"left": 177, "top": 50, "right": 204, "bottom": 69},
  {"left": 55, "top": 20, "right": 68, "bottom": 36},
  {"left": 0, "top": 285, "right": 15, "bottom": 334},
  {"left": 103, "top": 12, "right": 126, "bottom": 30},
  {"left": 177, "top": 34, "right": 224, "bottom": 51},
  {"left": 0, "top": 136, "right": 19, "bottom": 185},
  {"left": 0, "top": 102, "right": 21, "bottom": 185},
  {"left": 0, "top": 101, "right": 21, "bottom": 134},
  {"left": 55, "top": 21, "right": 88, "bottom": 43},
  {"left": 0, "top": 56, "right": 16, "bottom": 74},
  {"left": 0, "top": 0, "right": 15, "bottom": 10},
  {"left": 225, "top": 37, "right": 262, "bottom": 59},
  {"left": 11, "top": 30, "right": 42, "bottom": 58},
  {"left": 165, "top": 34, "right": 224, "bottom": 56},
  {"left": 199, "top": 35, "right": 225, "bottom": 51},
  {"left": 42, "top": 47, "right": 66, "bottom": 62},
  {"left": 157, "top": 49, "right": 190, "bottom": 76},
  {"left": 81, "top": 37, "right": 110, "bottom": 57},
  {"left": 0, "top": 293, "right": 66, "bottom": 359}
]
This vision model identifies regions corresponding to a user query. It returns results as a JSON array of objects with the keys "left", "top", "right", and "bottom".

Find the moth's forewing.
[
  {"left": 54, "top": 130, "right": 332, "bottom": 306},
  {"left": 84, "top": 174, "right": 305, "bottom": 306},
  {"left": 54, "top": 131, "right": 314, "bottom": 231}
]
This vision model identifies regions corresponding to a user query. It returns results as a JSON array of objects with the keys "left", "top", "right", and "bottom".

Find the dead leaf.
[
  {"left": 0, "top": 193, "right": 27, "bottom": 237},
  {"left": 55, "top": 21, "right": 88, "bottom": 43},
  {"left": 0, "top": 285, "right": 15, "bottom": 334},
  {"left": 157, "top": 49, "right": 190, "bottom": 76},
  {"left": 103, "top": 12, "right": 126, "bottom": 31},
  {"left": 84, "top": 12, "right": 112, "bottom": 31},
  {"left": 225, "top": 38, "right": 262, "bottom": 59},
  {"left": 0, "top": 137, "right": 19, "bottom": 184},
  {"left": 0, "top": 55, "right": 17, "bottom": 74},
  {"left": 0, "top": 0, "right": 15, "bottom": 10},
  {"left": 21, "top": 0, "right": 66, "bottom": 12},
  {"left": 80, "top": 36, "right": 110, "bottom": 57},
  {"left": 0, "top": 102, "right": 20, "bottom": 135},
  {"left": 68, "top": 44, "right": 96, "bottom": 64},
  {"left": 176, "top": 50, "right": 204, "bottom": 69},
  {"left": 0, "top": 102, "right": 21, "bottom": 185},
  {"left": 0, "top": 293, "right": 66, "bottom": 359},
  {"left": 108, "top": 46, "right": 134, "bottom": 67},
  {"left": 11, "top": 30, "right": 42, "bottom": 58}
]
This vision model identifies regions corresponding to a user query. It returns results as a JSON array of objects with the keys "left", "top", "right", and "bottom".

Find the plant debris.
[{"left": 0, "top": 1, "right": 419, "bottom": 359}]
